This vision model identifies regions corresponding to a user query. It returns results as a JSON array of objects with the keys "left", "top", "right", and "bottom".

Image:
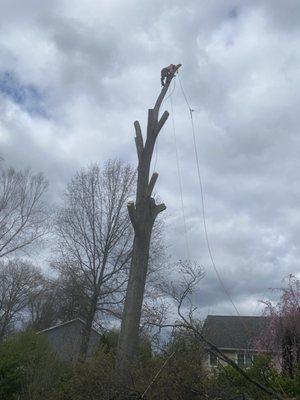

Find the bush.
[
  {"left": 131, "top": 329, "right": 209, "bottom": 399},
  {"left": 209, "top": 354, "right": 300, "bottom": 399},
  {"left": 2, "top": 329, "right": 297, "bottom": 400},
  {"left": 0, "top": 330, "right": 64, "bottom": 400},
  {"left": 50, "top": 353, "right": 118, "bottom": 400},
  {"left": 274, "top": 364, "right": 300, "bottom": 398}
]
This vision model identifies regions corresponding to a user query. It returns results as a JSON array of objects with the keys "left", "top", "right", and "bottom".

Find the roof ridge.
[
  {"left": 38, "top": 318, "right": 101, "bottom": 335},
  {"left": 206, "top": 314, "right": 265, "bottom": 318}
]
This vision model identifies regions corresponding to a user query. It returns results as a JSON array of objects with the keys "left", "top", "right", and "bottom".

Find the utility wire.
[
  {"left": 142, "top": 72, "right": 286, "bottom": 400},
  {"left": 142, "top": 73, "right": 246, "bottom": 399},
  {"left": 141, "top": 351, "right": 176, "bottom": 398},
  {"left": 177, "top": 74, "right": 270, "bottom": 350},
  {"left": 169, "top": 92, "right": 191, "bottom": 260},
  {"left": 177, "top": 73, "right": 243, "bottom": 319}
]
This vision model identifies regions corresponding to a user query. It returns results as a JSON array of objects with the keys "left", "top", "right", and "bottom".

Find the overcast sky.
[{"left": 1, "top": 0, "right": 300, "bottom": 318}]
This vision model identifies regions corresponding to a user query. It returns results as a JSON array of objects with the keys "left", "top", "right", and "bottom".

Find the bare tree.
[
  {"left": 26, "top": 197, "right": 166, "bottom": 336},
  {"left": 0, "top": 259, "right": 43, "bottom": 340},
  {"left": 26, "top": 278, "right": 61, "bottom": 331},
  {"left": 53, "top": 272, "right": 88, "bottom": 322},
  {"left": 27, "top": 271, "right": 90, "bottom": 331},
  {"left": 53, "top": 160, "right": 136, "bottom": 360},
  {"left": 0, "top": 167, "right": 49, "bottom": 258}
]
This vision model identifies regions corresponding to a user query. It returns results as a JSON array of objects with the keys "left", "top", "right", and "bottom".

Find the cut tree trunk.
[{"left": 116, "top": 64, "right": 182, "bottom": 390}]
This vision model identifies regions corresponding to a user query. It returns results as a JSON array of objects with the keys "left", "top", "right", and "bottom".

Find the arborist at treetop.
[{"left": 161, "top": 64, "right": 177, "bottom": 86}]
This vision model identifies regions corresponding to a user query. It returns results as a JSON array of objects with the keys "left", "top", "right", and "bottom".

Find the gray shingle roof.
[{"left": 202, "top": 315, "right": 267, "bottom": 350}]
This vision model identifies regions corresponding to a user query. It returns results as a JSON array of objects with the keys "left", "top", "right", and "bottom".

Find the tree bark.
[
  {"left": 116, "top": 64, "right": 181, "bottom": 389},
  {"left": 79, "top": 295, "right": 98, "bottom": 361},
  {"left": 0, "top": 312, "right": 10, "bottom": 341}
]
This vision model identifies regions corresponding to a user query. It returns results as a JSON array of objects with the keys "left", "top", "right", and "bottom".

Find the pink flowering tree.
[{"left": 257, "top": 275, "right": 300, "bottom": 378}]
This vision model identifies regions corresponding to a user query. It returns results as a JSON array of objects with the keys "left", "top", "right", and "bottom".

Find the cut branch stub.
[
  {"left": 127, "top": 201, "right": 137, "bottom": 231},
  {"left": 147, "top": 172, "right": 158, "bottom": 197},
  {"left": 154, "top": 203, "right": 166, "bottom": 217},
  {"left": 134, "top": 121, "right": 143, "bottom": 159},
  {"left": 156, "top": 110, "right": 169, "bottom": 137}
]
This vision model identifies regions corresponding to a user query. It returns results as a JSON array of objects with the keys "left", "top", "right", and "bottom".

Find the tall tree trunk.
[
  {"left": 79, "top": 295, "right": 98, "bottom": 361},
  {"left": 116, "top": 64, "right": 181, "bottom": 389},
  {"left": 0, "top": 312, "right": 10, "bottom": 342}
]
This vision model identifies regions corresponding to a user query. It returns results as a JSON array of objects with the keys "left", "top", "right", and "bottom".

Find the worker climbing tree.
[
  {"left": 161, "top": 64, "right": 177, "bottom": 86},
  {"left": 116, "top": 63, "right": 182, "bottom": 392}
]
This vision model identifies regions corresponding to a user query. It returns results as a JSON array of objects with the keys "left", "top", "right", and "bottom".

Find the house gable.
[
  {"left": 202, "top": 315, "right": 267, "bottom": 350},
  {"left": 38, "top": 319, "right": 101, "bottom": 361},
  {"left": 202, "top": 315, "right": 268, "bottom": 369}
]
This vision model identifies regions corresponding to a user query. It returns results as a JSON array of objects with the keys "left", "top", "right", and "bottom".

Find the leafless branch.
[
  {"left": 0, "top": 259, "right": 43, "bottom": 339},
  {"left": 0, "top": 167, "right": 49, "bottom": 258}
]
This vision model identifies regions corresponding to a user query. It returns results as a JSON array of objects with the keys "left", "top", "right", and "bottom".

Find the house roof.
[
  {"left": 38, "top": 318, "right": 101, "bottom": 336},
  {"left": 202, "top": 315, "right": 267, "bottom": 350}
]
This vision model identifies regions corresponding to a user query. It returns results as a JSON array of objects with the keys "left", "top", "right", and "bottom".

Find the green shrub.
[
  {"left": 209, "top": 355, "right": 300, "bottom": 399},
  {"left": 0, "top": 330, "right": 64, "bottom": 400},
  {"left": 49, "top": 350, "right": 118, "bottom": 400}
]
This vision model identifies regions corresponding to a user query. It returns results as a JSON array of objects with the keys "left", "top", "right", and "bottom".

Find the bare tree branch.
[
  {"left": 0, "top": 259, "right": 43, "bottom": 340},
  {"left": 0, "top": 167, "right": 49, "bottom": 258}
]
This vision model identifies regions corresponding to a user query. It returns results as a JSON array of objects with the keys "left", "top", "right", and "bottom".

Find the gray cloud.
[{"left": 0, "top": 0, "right": 299, "bottom": 317}]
